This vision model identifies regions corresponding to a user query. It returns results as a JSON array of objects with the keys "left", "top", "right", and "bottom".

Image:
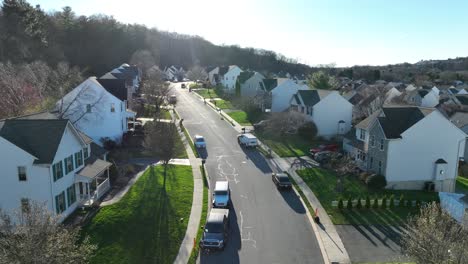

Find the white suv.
[{"left": 237, "top": 133, "right": 258, "bottom": 148}]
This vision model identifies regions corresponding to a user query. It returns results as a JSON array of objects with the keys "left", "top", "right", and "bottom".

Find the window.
[
  {"left": 378, "top": 161, "right": 382, "bottom": 174},
  {"left": 52, "top": 161, "right": 64, "bottom": 181},
  {"left": 111, "top": 103, "right": 115, "bottom": 112},
  {"left": 86, "top": 104, "right": 92, "bottom": 113},
  {"left": 357, "top": 150, "right": 366, "bottom": 161},
  {"left": 359, "top": 129, "right": 366, "bottom": 140},
  {"left": 83, "top": 147, "right": 89, "bottom": 159},
  {"left": 21, "top": 198, "right": 29, "bottom": 213},
  {"left": 379, "top": 139, "right": 384, "bottom": 151},
  {"left": 18, "top": 166, "right": 27, "bottom": 181},
  {"left": 55, "top": 192, "right": 66, "bottom": 214},
  {"left": 66, "top": 185, "right": 76, "bottom": 207},
  {"left": 121, "top": 102, "right": 123, "bottom": 112},
  {"left": 370, "top": 135, "right": 375, "bottom": 147},
  {"left": 65, "top": 155, "right": 74, "bottom": 174},
  {"left": 369, "top": 157, "right": 374, "bottom": 168},
  {"left": 74, "top": 150, "right": 83, "bottom": 167}
]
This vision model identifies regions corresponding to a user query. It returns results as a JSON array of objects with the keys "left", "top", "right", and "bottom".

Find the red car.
[{"left": 309, "top": 144, "right": 339, "bottom": 156}]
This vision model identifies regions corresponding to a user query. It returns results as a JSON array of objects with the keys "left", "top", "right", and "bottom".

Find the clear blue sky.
[{"left": 32, "top": 0, "right": 468, "bottom": 67}]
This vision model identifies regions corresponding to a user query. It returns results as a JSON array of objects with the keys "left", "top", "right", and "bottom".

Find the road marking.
[
  {"left": 239, "top": 210, "right": 257, "bottom": 249},
  {"left": 216, "top": 156, "right": 240, "bottom": 184}
]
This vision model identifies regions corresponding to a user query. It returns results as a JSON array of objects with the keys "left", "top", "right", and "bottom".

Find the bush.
[
  {"left": 399, "top": 195, "right": 404, "bottom": 207},
  {"left": 338, "top": 198, "right": 344, "bottom": 210},
  {"left": 381, "top": 196, "right": 388, "bottom": 209},
  {"left": 373, "top": 197, "right": 379, "bottom": 209},
  {"left": 389, "top": 195, "right": 395, "bottom": 208},
  {"left": 356, "top": 197, "right": 362, "bottom": 209},
  {"left": 416, "top": 200, "right": 421, "bottom": 207},
  {"left": 298, "top": 122, "right": 318, "bottom": 140},
  {"left": 365, "top": 196, "right": 371, "bottom": 209},
  {"left": 347, "top": 197, "right": 353, "bottom": 209},
  {"left": 101, "top": 137, "right": 117, "bottom": 150},
  {"left": 366, "top": 174, "right": 387, "bottom": 189}
]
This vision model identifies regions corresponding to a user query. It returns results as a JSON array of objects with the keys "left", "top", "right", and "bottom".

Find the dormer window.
[{"left": 359, "top": 129, "right": 366, "bottom": 140}]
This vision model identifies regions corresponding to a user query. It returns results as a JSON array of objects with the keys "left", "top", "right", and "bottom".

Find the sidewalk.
[
  {"left": 174, "top": 115, "right": 204, "bottom": 264},
  {"left": 191, "top": 91, "right": 350, "bottom": 263}
]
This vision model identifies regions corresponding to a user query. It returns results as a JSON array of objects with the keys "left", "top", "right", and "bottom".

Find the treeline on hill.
[{"left": 0, "top": 0, "right": 311, "bottom": 77}]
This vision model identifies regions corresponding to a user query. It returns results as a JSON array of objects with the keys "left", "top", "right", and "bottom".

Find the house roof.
[
  {"left": 97, "top": 76, "right": 128, "bottom": 101},
  {"left": 456, "top": 95, "right": 468, "bottom": 106},
  {"left": 356, "top": 110, "right": 381, "bottom": 130},
  {"left": 218, "top": 66, "right": 229, "bottom": 76},
  {"left": 11, "top": 111, "right": 59, "bottom": 120},
  {"left": 78, "top": 131, "right": 93, "bottom": 145},
  {"left": 0, "top": 119, "right": 69, "bottom": 164},
  {"left": 435, "top": 158, "right": 447, "bottom": 164},
  {"left": 297, "top": 90, "right": 332, "bottom": 107},
  {"left": 237, "top": 71, "right": 255, "bottom": 84},
  {"left": 86, "top": 142, "right": 108, "bottom": 164},
  {"left": 450, "top": 111, "right": 468, "bottom": 129},
  {"left": 348, "top": 93, "right": 365, "bottom": 105},
  {"left": 449, "top": 88, "right": 459, "bottom": 94},
  {"left": 261, "top": 78, "right": 278, "bottom": 91},
  {"left": 378, "top": 106, "right": 435, "bottom": 139},
  {"left": 77, "top": 159, "right": 111, "bottom": 178},
  {"left": 418, "top": 89, "right": 429, "bottom": 97},
  {"left": 293, "top": 94, "right": 301, "bottom": 105}
]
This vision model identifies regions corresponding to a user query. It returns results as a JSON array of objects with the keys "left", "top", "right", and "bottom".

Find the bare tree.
[
  {"left": 0, "top": 201, "right": 96, "bottom": 264},
  {"left": 186, "top": 65, "right": 208, "bottom": 82},
  {"left": 130, "top": 49, "right": 156, "bottom": 74},
  {"left": 401, "top": 202, "right": 468, "bottom": 264},
  {"left": 142, "top": 66, "right": 171, "bottom": 119},
  {"left": 143, "top": 121, "right": 179, "bottom": 188},
  {"left": 265, "top": 111, "right": 307, "bottom": 136},
  {"left": 55, "top": 82, "right": 105, "bottom": 125},
  {"left": 326, "top": 153, "right": 356, "bottom": 192}
]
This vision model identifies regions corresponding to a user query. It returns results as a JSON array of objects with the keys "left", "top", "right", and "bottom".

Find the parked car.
[
  {"left": 168, "top": 95, "right": 177, "bottom": 104},
  {"left": 237, "top": 133, "right": 258, "bottom": 148},
  {"left": 194, "top": 135, "right": 206, "bottom": 148},
  {"left": 272, "top": 173, "right": 292, "bottom": 190},
  {"left": 199, "top": 208, "right": 230, "bottom": 250},
  {"left": 309, "top": 144, "right": 339, "bottom": 157},
  {"left": 213, "top": 181, "right": 230, "bottom": 208},
  {"left": 181, "top": 83, "right": 186, "bottom": 88},
  {"left": 253, "top": 120, "right": 269, "bottom": 131}
]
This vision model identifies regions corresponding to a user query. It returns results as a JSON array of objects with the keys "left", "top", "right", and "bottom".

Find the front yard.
[
  {"left": 255, "top": 131, "right": 330, "bottom": 157},
  {"left": 84, "top": 165, "right": 193, "bottom": 264},
  {"left": 297, "top": 168, "right": 439, "bottom": 225},
  {"left": 194, "top": 88, "right": 220, "bottom": 99}
]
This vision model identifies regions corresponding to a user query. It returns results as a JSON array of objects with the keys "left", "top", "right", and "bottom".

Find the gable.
[{"left": 53, "top": 123, "right": 87, "bottom": 164}]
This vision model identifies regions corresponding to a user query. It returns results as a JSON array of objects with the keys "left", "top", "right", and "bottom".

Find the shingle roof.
[
  {"left": 418, "top": 90, "right": 429, "bottom": 97},
  {"left": 77, "top": 159, "right": 111, "bottom": 178},
  {"left": 0, "top": 119, "right": 69, "bottom": 164},
  {"left": 87, "top": 142, "right": 108, "bottom": 164},
  {"left": 450, "top": 111, "right": 468, "bottom": 129},
  {"left": 356, "top": 110, "right": 381, "bottom": 130},
  {"left": 456, "top": 95, "right": 468, "bottom": 106},
  {"left": 237, "top": 71, "right": 255, "bottom": 84},
  {"left": 218, "top": 66, "right": 229, "bottom": 76},
  {"left": 262, "top": 79, "right": 278, "bottom": 91},
  {"left": 378, "top": 107, "right": 434, "bottom": 139},
  {"left": 297, "top": 90, "right": 332, "bottom": 107}
]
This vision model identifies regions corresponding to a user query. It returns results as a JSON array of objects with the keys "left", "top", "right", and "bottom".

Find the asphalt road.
[{"left": 173, "top": 84, "right": 324, "bottom": 264}]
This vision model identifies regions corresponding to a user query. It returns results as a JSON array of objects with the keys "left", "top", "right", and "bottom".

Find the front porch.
[{"left": 75, "top": 159, "right": 112, "bottom": 207}]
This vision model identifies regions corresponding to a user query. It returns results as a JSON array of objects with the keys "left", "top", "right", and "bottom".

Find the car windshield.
[
  {"left": 205, "top": 222, "right": 223, "bottom": 233},
  {"left": 279, "top": 176, "right": 290, "bottom": 183},
  {"left": 196, "top": 138, "right": 205, "bottom": 142},
  {"left": 215, "top": 190, "right": 228, "bottom": 196}
]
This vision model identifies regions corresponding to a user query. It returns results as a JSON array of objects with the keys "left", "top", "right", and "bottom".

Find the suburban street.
[{"left": 172, "top": 83, "right": 324, "bottom": 264}]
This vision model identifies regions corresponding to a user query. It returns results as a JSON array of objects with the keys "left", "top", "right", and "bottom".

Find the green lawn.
[
  {"left": 227, "top": 110, "right": 267, "bottom": 126},
  {"left": 456, "top": 176, "right": 468, "bottom": 193},
  {"left": 195, "top": 89, "right": 220, "bottom": 99},
  {"left": 211, "top": 99, "right": 233, "bottom": 109},
  {"left": 84, "top": 165, "right": 193, "bottom": 264},
  {"left": 297, "top": 168, "right": 439, "bottom": 225},
  {"left": 255, "top": 131, "right": 329, "bottom": 157}
]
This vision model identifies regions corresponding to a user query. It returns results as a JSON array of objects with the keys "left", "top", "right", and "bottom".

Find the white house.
[
  {"left": 220, "top": 65, "right": 243, "bottom": 91},
  {"left": 271, "top": 79, "right": 309, "bottom": 112},
  {"left": 0, "top": 119, "right": 111, "bottom": 223},
  {"left": 366, "top": 106, "right": 466, "bottom": 192},
  {"left": 289, "top": 89, "right": 352, "bottom": 137},
  {"left": 406, "top": 88, "right": 440, "bottom": 107},
  {"left": 56, "top": 77, "right": 135, "bottom": 145},
  {"left": 237, "top": 71, "right": 265, "bottom": 97}
]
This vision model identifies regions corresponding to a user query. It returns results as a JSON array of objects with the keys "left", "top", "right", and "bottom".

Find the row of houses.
[
  {"left": 0, "top": 63, "right": 141, "bottom": 223},
  {"left": 207, "top": 65, "right": 354, "bottom": 138}
]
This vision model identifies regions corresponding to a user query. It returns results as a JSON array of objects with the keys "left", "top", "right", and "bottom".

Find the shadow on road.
[
  {"left": 278, "top": 187, "right": 306, "bottom": 214},
  {"left": 240, "top": 146, "right": 273, "bottom": 174},
  {"left": 200, "top": 202, "right": 241, "bottom": 264}
]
